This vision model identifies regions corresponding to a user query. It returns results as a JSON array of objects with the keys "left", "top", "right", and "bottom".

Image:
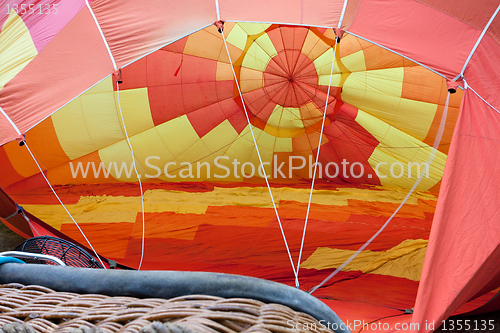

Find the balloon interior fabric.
[{"left": 1, "top": 2, "right": 500, "bottom": 332}]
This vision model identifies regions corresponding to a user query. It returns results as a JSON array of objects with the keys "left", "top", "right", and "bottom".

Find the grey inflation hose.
[{"left": 0, "top": 264, "right": 350, "bottom": 333}]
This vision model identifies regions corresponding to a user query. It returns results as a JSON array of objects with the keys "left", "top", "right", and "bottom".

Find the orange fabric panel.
[
  {"left": 3, "top": 141, "right": 40, "bottom": 178},
  {"left": 0, "top": 146, "right": 24, "bottom": 189},
  {"left": 423, "top": 104, "right": 460, "bottom": 155},
  {"left": 0, "top": 8, "right": 114, "bottom": 147},
  {"left": 363, "top": 43, "right": 416, "bottom": 70},
  {"left": 60, "top": 221, "right": 134, "bottom": 259},
  {"left": 25, "top": 117, "right": 70, "bottom": 170}
]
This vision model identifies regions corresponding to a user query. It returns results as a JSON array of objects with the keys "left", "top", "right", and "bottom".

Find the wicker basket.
[{"left": 0, "top": 283, "right": 332, "bottom": 333}]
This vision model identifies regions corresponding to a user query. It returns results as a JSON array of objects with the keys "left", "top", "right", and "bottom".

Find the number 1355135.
[{"left": 6, "top": 4, "right": 58, "bottom": 15}]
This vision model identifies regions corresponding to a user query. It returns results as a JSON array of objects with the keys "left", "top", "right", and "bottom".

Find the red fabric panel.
[
  {"left": 91, "top": 0, "right": 215, "bottom": 68},
  {"left": 187, "top": 102, "right": 228, "bottom": 138},
  {"left": 349, "top": 0, "right": 480, "bottom": 78},
  {"left": 412, "top": 90, "right": 500, "bottom": 332},
  {"left": 417, "top": 0, "right": 498, "bottom": 30},
  {"left": 463, "top": 34, "right": 500, "bottom": 111},
  {"left": 0, "top": 8, "right": 114, "bottom": 147}
]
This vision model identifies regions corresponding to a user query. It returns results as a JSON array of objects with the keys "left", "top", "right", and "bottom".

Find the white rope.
[
  {"left": 85, "top": 0, "right": 117, "bottom": 71},
  {"left": 215, "top": 0, "right": 220, "bottom": 21},
  {"left": 115, "top": 83, "right": 146, "bottom": 270},
  {"left": 295, "top": 39, "right": 338, "bottom": 289},
  {"left": 221, "top": 30, "right": 298, "bottom": 280},
  {"left": 309, "top": 91, "right": 451, "bottom": 294},
  {"left": 24, "top": 143, "right": 106, "bottom": 268},
  {"left": 460, "top": 4, "right": 500, "bottom": 76},
  {"left": 338, "top": 0, "right": 349, "bottom": 28},
  {"left": 0, "top": 106, "right": 21, "bottom": 136},
  {"left": 87, "top": 0, "right": 145, "bottom": 269},
  {"left": 467, "top": 82, "right": 500, "bottom": 115}
]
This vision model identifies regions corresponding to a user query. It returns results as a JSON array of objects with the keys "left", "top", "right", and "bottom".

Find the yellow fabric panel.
[
  {"left": 264, "top": 123, "right": 305, "bottom": 138},
  {"left": 114, "top": 88, "right": 154, "bottom": 137},
  {"left": 98, "top": 140, "right": 145, "bottom": 182},
  {"left": 344, "top": 67, "right": 403, "bottom": 98},
  {"left": 52, "top": 77, "right": 125, "bottom": 160},
  {"left": 174, "top": 140, "right": 212, "bottom": 168},
  {"left": 127, "top": 127, "right": 176, "bottom": 178},
  {"left": 391, "top": 98, "right": 438, "bottom": 141},
  {"left": 318, "top": 73, "right": 342, "bottom": 87},
  {"left": 343, "top": 68, "right": 437, "bottom": 141},
  {"left": 176, "top": 121, "right": 240, "bottom": 181},
  {"left": 155, "top": 115, "right": 200, "bottom": 159},
  {"left": 242, "top": 41, "right": 272, "bottom": 72},
  {"left": 24, "top": 195, "right": 141, "bottom": 230},
  {"left": 303, "top": 30, "right": 329, "bottom": 61},
  {"left": 0, "top": 10, "right": 37, "bottom": 90},
  {"left": 147, "top": 187, "right": 430, "bottom": 209},
  {"left": 274, "top": 137, "right": 293, "bottom": 153},
  {"left": 184, "top": 29, "right": 224, "bottom": 61},
  {"left": 301, "top": 239, "right": 428, "bottom": 281},
  {"left": 200, "top": 119, "right": 239, "bottom": 153},
  {"left": 238, "top": 23, "right": 271, "bottom": 35},
  {"left": 356, "top": 110, "right": 446, "bottom": 190},
  {"left": 299, "top": 102, "right": 323, "bottom": 127},
  {"left": 267, "top": 105, "right": 305, "bottom": 129},
  {"left": 226, "top": 23, "right": 248, "bottom": 50},
  {"left": 239, "top": 67, "right": 264, "bottom": 93},
  {"left": 21, "top": 205, "right": 68, "bottom": 230},
  {"left": 314, "top": 47, "right": 342, "bottom": 81},
  {"left": 340, "top": 50, "right": 366, "bottom": 72},
  {"left": 22, "top": 187, "right": 437, "bottom": 237},
  {"left": 253, "top": 33, "right": 278, "bottom": 58},
  {"left": 223, "top": 125, "right": 274, "bottom": 180},
  {"left": 216, "top": 62, "right": 234, "bottom": 81}
]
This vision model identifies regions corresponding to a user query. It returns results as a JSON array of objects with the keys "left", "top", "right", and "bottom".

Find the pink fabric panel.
[
  {"left": 348, "top": 0, "right": 481, "bottom": 78},
  {"left": 412, "top": 90, "right": 500, "bottom": 332},
  {"left": 1, "top": 0, "right": 86, "bottom": 52},
  {"left": 91, "top": 0, "right": 216, "bottom": 68},
  {"left": 0, "top": 8, "right": 114, "bottom": 146},
  {"left": 218, "top": 0, "right": 344, "bottom": 27}
]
